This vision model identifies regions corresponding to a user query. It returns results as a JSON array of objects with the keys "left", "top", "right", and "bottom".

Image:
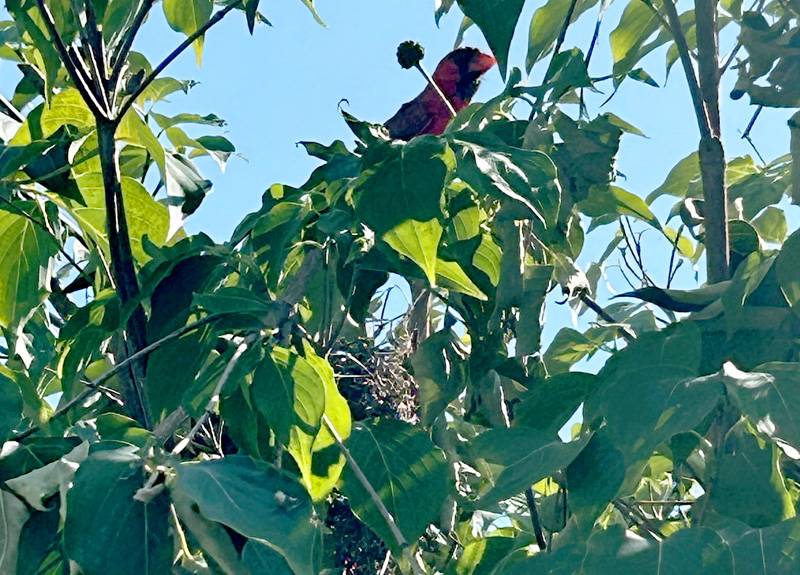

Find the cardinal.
[{"left": 385, "top": 47, "right": 496, "bottom": 140}]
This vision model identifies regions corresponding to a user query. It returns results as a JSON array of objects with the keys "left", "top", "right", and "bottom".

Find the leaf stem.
[
  {"left": 524, "top": 487, "right": 548, "bottom": 550},
  {"left": 414, "top": 63, "right": 457, "bottom": 118}
]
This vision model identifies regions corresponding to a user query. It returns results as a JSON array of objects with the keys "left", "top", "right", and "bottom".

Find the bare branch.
[{"left": 109, "top": 0, "right": 156, "bottom": 104}]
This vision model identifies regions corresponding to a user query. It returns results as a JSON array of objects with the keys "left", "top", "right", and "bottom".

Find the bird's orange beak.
[{"left": 469, "top": 52, "right": 497, "bottom": 74}]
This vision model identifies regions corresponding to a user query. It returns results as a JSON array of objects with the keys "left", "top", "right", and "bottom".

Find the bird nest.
[{"left": 328, "top": 336, "right": 418, "bottom": 424}]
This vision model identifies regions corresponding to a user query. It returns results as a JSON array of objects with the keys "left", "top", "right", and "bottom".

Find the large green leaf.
[
  {"left": 0, "top": 208, "right": 57, "bottom": 329},
  {"left": 174, "top": 456, "right": 322, "bottom": 575},
  {"left": 0, "top": 490, "right": 29, "bottom": 575},
  {"left": 609, "top": 0, "right": 666, "bottom": 82},
  {"left": 71, "top": 173, "right": 169, "bottom": 262},
  {"left": 514, "top": 372, "right": 596, "bottom": 434},
  {"left": 411, "top": 330, "right": 469, "bottom": 426},
  {"left": 38, "top": 88, "right": 94, "bottom": 138},
  {"left": 163, "top": 0, "right": 213, "bottom": 64},
  {"left": 340, "top": 419, "right": 449, "bottom": 551},
  {"left": 579, "top": 185, "right": 661, "bottom": 230},
  {"left": 0, "top": 364, "right": 23, "bottom": 443},
  {"left": 354, "top": 136, "right": 453, "bottom": 236},
  {"left": 722, "top": 362, "right": 800, "bottom": 457},
  {"left": 457, "top": 0, "right": 525, "bottom": 78},
  {"left": 383, "top": 219, "right": 442, "bottom": 285},
  {"left": 470, "top": 428, "right": 590, "bottom": 506},
  {"left": 730, "top": 517, "right": 800, "bottom": 573},
  {"left": 263, "top": 344, "right": 351, "bottom": 501},
  {"left": 527, "top": 0, "right": 598, "bottom": 72},
  {"left": 64, "top": 447, "right": 172, "bottom": 575},
  {"left": 708, "top": 422, "right": 794, "bottom": 527},
  {"left": 647, "top": 151, "right": 700, "bottom": 203},
  {"left": 777, "top": 227, "right": 800, "bottom": 314}
]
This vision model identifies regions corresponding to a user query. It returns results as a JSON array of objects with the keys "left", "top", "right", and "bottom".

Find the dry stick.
[
  {"left": 172, "top": 336, "right": 255, "bottom": 455},
  {"left": 116, "top": 0, "right": 243, "bottom": 121},
  {"left": 34, "top": 0, "right": 108, "bottom": 118},
  {"left": 11, "top": 315, "right": 219, "bottom": 442}
]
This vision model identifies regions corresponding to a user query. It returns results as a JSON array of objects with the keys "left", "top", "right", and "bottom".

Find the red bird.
[{"left": 385, "top": 47, "right": 497, "bottom": 140}]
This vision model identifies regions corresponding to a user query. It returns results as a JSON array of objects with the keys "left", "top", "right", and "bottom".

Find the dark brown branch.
[
  {"left": 525, "top": 487, "right": 548, "bottom": 550},
  {"left": 695, "top": 0, "right": 721, "bottom": 135},
  {"left": 97, "top": 118, "right": 151, "bottom": 427},
  {"left": 0, "top": 93, "right": 24, "bottom": 122},
  {"left": 34, "top": 0, "right": 108, "bottom": 118},
  {"left": 116, "top": 0, "right": 242, "bottom": 121}
]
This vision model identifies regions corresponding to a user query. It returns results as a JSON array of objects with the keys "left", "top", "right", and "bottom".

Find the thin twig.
[
  {"left": 0, "top": 93, "right": 24, "bottom": 122},
  {"left": 172, "top": 335, "right": 255, "bottom": 455},
  {"left": 415, "top": 64, "right": 457, "bottom": 117},
  {"left": 666, "top": 224, "right": 685, "bottom": 288},
  {"left": 116, "top": 0, "right": 243, "bottom": 121},
  {"left": 34, "top": 0, "right": 108, "bottom": 118},
  {"left": 580, "top": 293, "right": 635, "bottom": 341}
]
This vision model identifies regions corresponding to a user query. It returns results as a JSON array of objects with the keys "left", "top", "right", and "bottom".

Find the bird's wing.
[{"left": 384, "top": 97, "right": 435, "bottom": 141}]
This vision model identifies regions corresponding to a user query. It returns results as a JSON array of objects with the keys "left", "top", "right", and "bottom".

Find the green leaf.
[
  {"left": 163, "top": 0, "right": 213, "bottom": 65},
  {"left": 241, "top": 540, "right": 293, "bottom": 574},
  {"left": 296, "top": 0, "right": 325, "bottom": 25},
  {"left": 457, "top": 0, "right": 525, "bottom": 78},
  {"left": 0, "top": 490, "right": 29, "bottom": 575},
  {"left": 526, "top": 0, "right": 598, "bottom": 72},
  {"left": 752, "top": 206, "right": 788, "bottom": 244},
  {"left": 579, "top": 185, "right": 661, "bottom": 229},
  {"left": 0, "top": 366, "right": 23, "bottom": 443},
  {"left": 38, "top": 88, "right": 93, "bottom": 138},
  {"left": 243, "top": 0, "right": 261, "bottom": 33},
  {"left": 647, "top": 151, "right": 700, "bottom": 203},
  {"left": 269, "top": 344, "right": 351, "bottom": 501},
  {"left": 731, "top": 517, "right": 800, "bottom": 573},
  {"left": 174, "top": 456, "right": 322, "bottom": 575},
  {"left": 354, "top": 136, "right": 453, "bottom": 236},
  {"left": 471, "top": 428, "right": 590, "bottom": 506},
  {"left": 777, "top": 227, "right": 800, "bottom": 314},
  {"left": 383, "top": 219, "right": 442, "bottom": 286},
  {"left": 71, "top": 173, "right": 169, "bottom": 263},
  {"left": 515, "top": 372, "right": 596, "bottom": 434},
  {"left": 64, "top": 447, "right": 172, "bottom": 575},
  {"left": 436, "top": 258, "right": 487, "bottom": 299},
  {"left": 724, "top": 362, "right": 800, "bottom": 458},
  {"left": 609, "top": 0, "right": 667, "bottom": 82},
  {"left": 411, "top": 330, "right": 469, "bottom": 426},
  {"left": 708, "top": 422, "right": 794, "bottom": 527},
  {"left": 6, "top": 442, "right": 88, "bottom": 512},
  {"left": 0, "top": 208, "right": 57, "bottom": 329},
  {"left": 340, "top": 419, "right": 449, "bottom": 551}
]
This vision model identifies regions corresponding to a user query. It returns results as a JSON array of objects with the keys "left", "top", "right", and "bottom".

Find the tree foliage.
[{"left": 0, "top": 0, "right": 799, "bottom": 573}]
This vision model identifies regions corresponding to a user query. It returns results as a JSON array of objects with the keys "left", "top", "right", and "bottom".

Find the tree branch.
[
  {"left": 34, "top": 0, "right": 108, "bottom": 118},
  {"left": 108, "top": 0, "right": 156, "bottom": 104},
  {"left": 0, "top": 93, "right": 24, "bottom": 122},
  {"left": 525, "top": 487, "right": 548, "bottom": 550},
  {"left": 116, "top": 0, "right": 242, "bottom": 121}
]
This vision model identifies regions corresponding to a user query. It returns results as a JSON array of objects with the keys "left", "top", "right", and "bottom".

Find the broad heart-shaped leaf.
[
  {"left": 0, "top": 207, "right": 57, "bottom": 329},
  {"left": 708, "top": 422, "right": 794, "bottom": 528},
  {"left": 411, "top": 330, "right": 469, "bottom": 427},
  {"left": 241, "top": 540, "right": 293, "bottom": 574},
  {"left": 340, "top": 419, "right": 449, "bottom": 552},
  {"left": 470, "top": 428, "right": 591, "bottom": 507},
  {"left": 719, "top": 362, "right": 800, "bottom": 458},
  {"left": 37, "top": 88, "right": 94, "bottom": 138},
  {"left": 70, "top": 173, "right": 169, "bottom": 263},
  {"left": 526, "top": 0, "right": 598, "bottom": 72},
  {"left": 173, "top": 456, "right": 322, "bottom": 575},
  {"left": 457, "top": 0, "right": 525, "bottom": 78},
  {"left": 354, "top": 136, "right": 453, "bottom": 236},
  {"left": 261, "top": 344, "right": 351, "bottom": 502},
  {"left": 584, "top": 323, "right": 721, "bottom": 466},
  {"left": 514, "top": 372, "right": 596, "bottom": 435},
  {"left": 777, "top": 227, "right": 800, "bottom": 315},
  {"left": 0, "top": 490, "right": 28, "bottom": 575},
  {"left": 731, "top": 517, "right": 800, "bottom": 573},
  {"left": 579, "top": 185, "right": 661, "bottom": 230},
  {"left": 435, "top": 258, "right": 487, "bottom": 299},
  {"left": 752, "top": 206, "right": 788, "bottom": 244},
  {"left": 64, "top": 446, "right": 172, "bottom": 575},
  {"left": 383, "top": 219, "right": 442, "bottom": 286},
  {"left": 502, "top": 525, "right": 734, "bottom": 574},
  {"left": 609, "top": 0, "right": 666, "bottom": 83},
  {"left": 163, "top": 0, "right": 212, "bottom": 64}
]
